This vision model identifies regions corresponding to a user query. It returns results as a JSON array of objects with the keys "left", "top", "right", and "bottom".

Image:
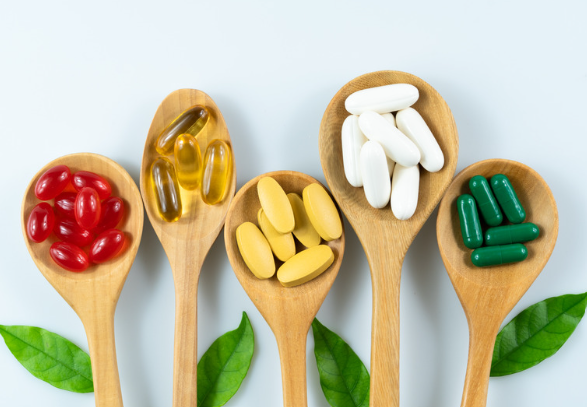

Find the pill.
[
  {"left": 257, "top": 208, "right": 296, "bottom": 262},
  {"left": 155, "top": 105, "right": 209, "bottom": 155},
  {"left": 471, "top": 244, "right": 528, "bottom": 267},
  {"left": 27, "top": 202, "right": 55, "bottom": 243},
  {"left": 50, "top": 242, "right": 89, "bottom": 272},
  {"left": 359, "top": 141, "right": 391, "bottom": 208},
  {"left": 341, "top": 115, "right": 367, "bottom": 187},
  {"left": 381, "top": 112, "right": 396, "bottom": 127},
  {"left": 73, "top": 171, "right": 112, "bottom": 200},
  {"left": 75, "top": 187, "right": 101, "bottom": 230},
  {"left": 457, "top": 194, "right": 483, "bottom": 249},
  {"left": 89, "top": 229, "right": 126, "bottom": 264},
  {"left": 257, "top": 177, "right": 295, "bottom": 233},
  {"left": 345, "top": 84, "right": 419, "bottom": 115},
  {"left": 395, "top": 108, "right": 444, "bottom": 172},
  {"left": 303, "top": 183, "right": 343, "bottom": 241},
  {"left": 276, "top": 245, "right": 334, "bottom": 287},
  {"left": 358, "top": 111, "right": 421, "bottom": 167},
  {"left": 390, "top": 164, "right": 419, "bottom": 220},
  {"left": 54, "top": 192, "right": 77, "bottom": 219},
  {"left": 174, "top": 134, "right": 202, "bottom": 191},
  {"left": 53, "top": 217, "right": 94, "bottom": 247},
  {"left": 236, "top": 222, "right": 275, "bottom": 279},
  {"left": 485, "top": 223, "right": 539, "bottom": 246},
  {"left": 94, "top": 196, "right": 125, "bottom": 234},
  {"left": 468, "top": 175, "right": 503, "bottom": 227},
  {"left": 287, "top": 193, "right": 321, "bottom": 248},
  {"left": 151, "top": 157, "right": 182, "bottom": 222},
  {"left": 201, "top": 139, "right": 232, "bottom": 205},
  {"left": 35, "top": 165, "right": 71, "bottom": 201},
  {"left": 491, "top": 174, "right": 526, "bottom": 224}
]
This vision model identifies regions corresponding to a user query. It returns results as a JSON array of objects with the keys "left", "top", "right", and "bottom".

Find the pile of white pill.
[{"left": 341, "top": 84, "right": 444, "bottom": 220}]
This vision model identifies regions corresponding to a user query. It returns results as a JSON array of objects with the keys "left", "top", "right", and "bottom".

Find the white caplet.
[
  {"left": 359, "top": 141, "right": 391, "bottom": 209},
  {"left": 345, "top": 84, "right": 419, "bottom": 115},
  {"left": 391, "top": 164, "right": 419, "bottom": 220},
  {"left": 396, "top": 108, "right": 444, "bottom": 173},
  {"left": 341, "top": 115, "right": 368, "bottom": 187},
  {"left": 358, "top": 111, "right": 421, "bottom": 167},
  {"left": 381, "top": 112, "right": 396, "bottom": 127}
]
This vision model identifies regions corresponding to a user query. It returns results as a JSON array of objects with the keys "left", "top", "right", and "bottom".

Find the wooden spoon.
[
  {"left": 21, "top": 153, "right": 144, "bottom": 407},
  {"left": 224, "top": 171, "right": 345, "bottom": 407},
  {"left": 436, "top": 159, "right": 558, "bottom": 407},
  {"left": 139, "top": 89, "right": 236, "bottom": 407},
  {"left": 318, "top": 70, "right": 459, "bottom": 406}
]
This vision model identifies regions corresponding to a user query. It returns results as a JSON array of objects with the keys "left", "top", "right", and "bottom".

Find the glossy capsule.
[
  {"left": 491, "top": 174, "right": 526, "bottom": 224},
  {"left": 471, "top": 244, "right": 528, "bottom": 267},
  {"left": 35, "top": 165, "right": 71, "bottom": 200},
  {"left": 151, "top": 157, "right": 182, "bottom": 222},
  {"left": 73, "top": 171, "right": 112, "bottom": 200},
  {"left": 469, "top": 175, "right": 503, "bottom": 226},
  {"left": 94, "top": 196, "right": 125, "bottom": 234},
  {"left": 75, "top": 187, "right": 101, "bottom": 230},
  {"left": 89, "top": 229, "right": 126, "bottom": 264},
  {"left": 201, "top": 140, "right": 232, "bottom": 205},
  {"left": 457, "top": 194, "right": 483, "bottom": 249},
  {"left": 54, "top": 217, "right": 94, "bottom": 247},
  {"left": 156, "top": 105, "right": 209, "bottom": 155},
  {"left": 54, "top": 192, "right": 78, "bottom": 219},
  {"left": 50, "top": 242, "right": 89, "bottom": 272},
  {"left": 485, "top": 223, "right": 540, "bottom": 246},
  {"left": 174, "top": 134, "right": 202, "bottom": 190},
  {"left": 27, "top": 202, "right": 55, "bottom": 243}
]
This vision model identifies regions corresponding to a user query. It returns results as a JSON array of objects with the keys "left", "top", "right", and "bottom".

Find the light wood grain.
[
  {"left": 139, "top": 89, "right": 236, "bottom": 407},
  {"left": 21, "top": 153, "right": 144, "bottom": 407},
  {"left": 224, "top": 171, "right": 345, "bottom": 407},
  {"left": 437, "top": 159, "right": 558, "bottom": 407},
  {"left": 318, "top": 70, "right": 459, "bottom": 407}
]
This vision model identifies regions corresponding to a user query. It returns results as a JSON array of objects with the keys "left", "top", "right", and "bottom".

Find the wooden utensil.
[
  {"left": 21, "top": 153, "right": 144, "bottom": 407},
  {"left": 318, "top": 70, "right": 459, "bottom": 407},
  {"left": 436, "top": 159, "right": 558, "bottom": 407},
  {"left": 224, "top": 171, "right": 345, "bottom": 407},
  {"left": 140, "top": 89, "right": 236, "bottom": 407}
]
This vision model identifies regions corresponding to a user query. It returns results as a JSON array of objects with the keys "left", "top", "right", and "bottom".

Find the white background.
[{"left": 1, "top": 1, "right": 586, "bottom": 406}]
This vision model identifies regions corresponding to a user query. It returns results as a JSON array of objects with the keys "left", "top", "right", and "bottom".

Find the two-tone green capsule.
[
  {"left": 469, "top": 175, "right": 503, "bottom": 226},
  {"left": 471, "top": 244, "right": 528, "bottom": 267},
  {"left": 457, "top": 194, "right": 483, "bottom": 249},
  {"left": 491, "top": 174, "right": 526, "bottom": 224},
  {"left": 485, "top": 223, "right": 539, "bottom": 246}
]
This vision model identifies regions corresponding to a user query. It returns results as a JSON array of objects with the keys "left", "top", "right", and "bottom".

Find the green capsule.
[
  {"left": 485, "top": 223, "right": 540, "bottom": 246},
  {"left": 469, "top": 175, "right": 503, "bottom": 226},
  {"left": 471, "top": 244, "right": 528, "bottom": 267},
  {"left": 457, "top": 194, "right": 483, "bottom": 249},
  {"left": 490, "top": 174, "right": 526, "bottom": 224}
]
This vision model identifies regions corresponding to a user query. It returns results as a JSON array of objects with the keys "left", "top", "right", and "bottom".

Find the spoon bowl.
[
  {"left": 437, "top": 159, "right": 558, "bottom": 407},
  {"left": 319, "top": 70, "right": 459, "bottom": 406},
  {"left": 21, "top": 152, "right": 144, "bottom": 407},
  {"left": 225, "top": 171, "right": 345, "bottom": 407}
]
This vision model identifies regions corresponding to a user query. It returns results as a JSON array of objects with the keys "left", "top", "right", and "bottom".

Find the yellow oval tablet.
[
  {"left": 257, "top": 208, "right": 296, "bottom": 262},
  {"left": 236, "top": 222, "right": 275, "bottom": 279},
  {"left": 257, "top": 177, "right": 295, "bottom": 233},
  {"left": 277, "top": 245, "right": 335, "bottom": 287},
  {"left": 302, "top": 183, "right": 342, "bottom": 241},
  {"left": 287, "top": 193, "right": 321, "bottom": 248}
]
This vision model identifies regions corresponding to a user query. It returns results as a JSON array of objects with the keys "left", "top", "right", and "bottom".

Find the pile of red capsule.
[{"left": 27, "top": 165, "right": 127, "bottom": 272}]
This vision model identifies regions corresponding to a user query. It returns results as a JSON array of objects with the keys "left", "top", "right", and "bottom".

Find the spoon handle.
[{"left": 275, "top": 329, "right": 308, "bottom": 407}]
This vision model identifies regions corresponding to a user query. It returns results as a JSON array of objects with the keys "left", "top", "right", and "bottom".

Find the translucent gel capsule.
[
  {"left": 50, "top": 242, "right": 89, "bottom": 272},
  {"left": 155, "top": 105, "right": 209, "bottom": 155},
  {"left": 151, "top": 157, "right": 182, "bottom": 222},
  {"left": 94, "top": 196, "right": 125, "bottom": 234},
  {"left": 89, "top": 229, "right": 126, "bottom": 264},
  {"left": 174, "top": 134, "right": 202, "bottom": 190},
  {"left": 35, "top": 165, "right": 71, "bottom": 200},
  {"left": 54, "top": 217, "right": 94, "bottom": 247},
  {"left": 27, "top": 202, "right": 55, "bottom": 243},
  {"left": 491, "top": 174, "right": 526, "bottom": 224},
  {"left": 201, "top": 140, "right": 232, "bottom": 205},
  {"left": 457, "top": 194, "right": 483, "bottom": 249},
  {"left": 469, "top": 175, "right": 503, "bottom": 226},
  {"left": 54, "top": 192, "right": 78, "bottom": 219},
  {"left": 73, "top": 171, "right": 112, "bottom": 200},
  {"left": 75, "top": 187, "right": 101, "bottom": 230}
]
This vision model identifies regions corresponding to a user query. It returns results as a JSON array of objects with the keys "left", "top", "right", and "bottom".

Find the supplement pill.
[
  {"left": 75, "top": 187, "right": 101, "bottom": 230},
  {"left": 491, "top": 174, "right": 526, "bottom": 224},
  {"left": 457, "top": 194, "right": 483, "bottom": 249},
  {"left": 151, "top": 157, "right": 182, "bottom": 222},
  {"left": 54, "top": 192, "right": 78, "bottom": 219},
  {"left": 155, "top": 105, "right": 209, "bottom": 155},
  {"left": 258, "top": 208, "right": 296, "bottom": 262},
  {"left": 276, "top": 245, "right": 335, "bottom": 287},
  {"left": 303, "top": 183, "right": 343, "bottom": 241},
  {"left": 35, "top": 165, "right": 71, "bottom": 200},
  {"left": 27, "top": 202, "right": 55, "bottom": 243},
  {"left": 201, "top": 139, "right": 232, "bottom": 205},
  {"left": 485, "top": 223, "right": 539, "bottom": 246},
  {"left": 257, "top": 177, "right": 295, "bottom": 233},
  {"left": 174, "top": 134, "right": 202, "bottom": 190},
  {"left": 50, "top": 242, "right": 89, "bottom": 272},
  {"left": 359, "top": 141, "right": 391, "bottom": 209},
  {"left": 89, "top": 229, "right": 126, "bottom": 264},
  {"left": 73, "top": 171, "right": 112, "bottom": 200},
  {"left": 341, "top": 115, "right": 367, "bottom": 187},
  {"left": 390, "top": 164, "right": 419, "bottom": 220},
  {"left": 53, "top": 217, "right": 94, "bottom": 247},
  {"left": 381, "top": 112, "right": 396, "bottom": 127},
  {"left": 345, "top": 84, "right": 419, "bottom": 115},
  {"left": 94, "top": 196, "right": 125, "bottom": 234},
  {"left": 236, "top": 222, "right": 275, "bottom": 279},
  {"left": 287, "top": 193, "right": 321, "bottom": 248},
  {"left": 471, "top": 244, "right": 528, "bottom": 267},
  {"left": 469, "top": 175, "right": 503, "bottom": 226}
]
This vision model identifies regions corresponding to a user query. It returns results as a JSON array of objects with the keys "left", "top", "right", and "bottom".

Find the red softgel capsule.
[
  {"left": 50, "top": 242, "right": 89, "bottom": 272},
  {"left": 35, "top": 165, "right": 71, "bottom": 200},
  {"left": 89, "top": 229, "right": 126, "bottom": 264},
  {"left": 73, "top": 171, "right": 112, "bottom": 200},
  {"left": 27, "top": 202, "right": 55, "bottom": 243},
  {"left": 54, "top": 192, "right": 78, "bottom": 219},
  {"left": 94, "top": 196, "right": 125, "bottom": 234},
  {"left": 53, "top": 217, "right": 94, "bottom": 247},
  {"left": 75, "top": 187, "right": 101, "bottom": 230}
]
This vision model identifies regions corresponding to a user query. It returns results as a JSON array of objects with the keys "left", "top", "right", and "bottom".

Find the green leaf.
[
  {"left": 0, "top": 325, "right": 93, "bottom": 392},
  {"left": 491, "top": 292, "right": 587, "bottom": 376},
  {"left": 311, "top": 318, "right": 369, "bottom": 407},
  {"left": 197, "top": 312, "right": 254, "bottom": 407}
]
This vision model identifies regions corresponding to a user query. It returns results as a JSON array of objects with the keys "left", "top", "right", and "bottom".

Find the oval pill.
[
  {"left": 155, "top": 105, "right": 209, "bottom": 155},
  {"left": 485, "top": 223, "right": 539, "bottom": 246},
  {"left": 201, "top": 139, "right": 232, "bottom": 205},
  {"left": 174, "top": 134, "right": 202, "bottom": 191},
  {"left": 491, "top": 174, "right": 526, "bottom": 224},
  {"left": 151, "top": 157, "right": 182, "bottom": 222},
  {"left": 341, "top": 115, "right": 367, "bottom": 187},
  {"left": 469, "top": 175, "right": 503, "bottom": 227},
  {"left": 457, "top": 194, "right": 483, "bottom": 249},
  {"left": 358, "top": 111, "right": 421, "bottom": 167},
  {"left": 359, "top": 141, "right": 391, "bottom": 208},
  {"left": 381, "top": 112, "right": 396, "bottom": 127},
  {"left": 287, "top": 193, "right": 321, "bottom": 248},
  {"left": 257, "top": 177, "right": 295, "bottom": 233},
  {"left": 390, "top": 164, "right": 419, "bottom": 220},
  {"left": 395, "top": 107, "right": 444, "bottom": 172},
  {"left": 277, "top": 245, "right": 335, "bottom": 287},
  {"left": 236, "top": 222, "right": 275, "bottom": 279},
  {"left": 302, "top": 183, "right": 342, "bottom": 241},
  {"left": 345, "top": 84, "right": 419, "bottom": 115},
  {"left": 258, "top": 208, "right": 296, "bottom": 262},
  {"left": 471, "top": 244, "right": 528, "bottom": 267}
]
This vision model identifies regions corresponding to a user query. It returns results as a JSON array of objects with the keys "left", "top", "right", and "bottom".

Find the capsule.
[
  {"left": 469, "top": 175, "right": 503, "bottom": 226},
  {"left": 491, "top": 174, "right": 526, "bottom": 224},
  {"left": 174, "top": 134, "right": 202, "bottom": 190},
  {"left": 485, "top": 223, "right": 539, "bottom": 246},
  {"left": 457, "top": 194, "right": 483, "bottom": 249},
  {"left": 201, "top": 140, "right": 232, "bottom": 205},
  {"left": 345, "top": 84, "right": 419, "bottom": 115},
  {"left": 151, "top": 157, "right": 182, "bottom": 222},
  {"left": 471, "top": 244, "right": 528, "bottom": 267},
  {"left": 155, "top": 105, "right": 209, "bottom": 155}
]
